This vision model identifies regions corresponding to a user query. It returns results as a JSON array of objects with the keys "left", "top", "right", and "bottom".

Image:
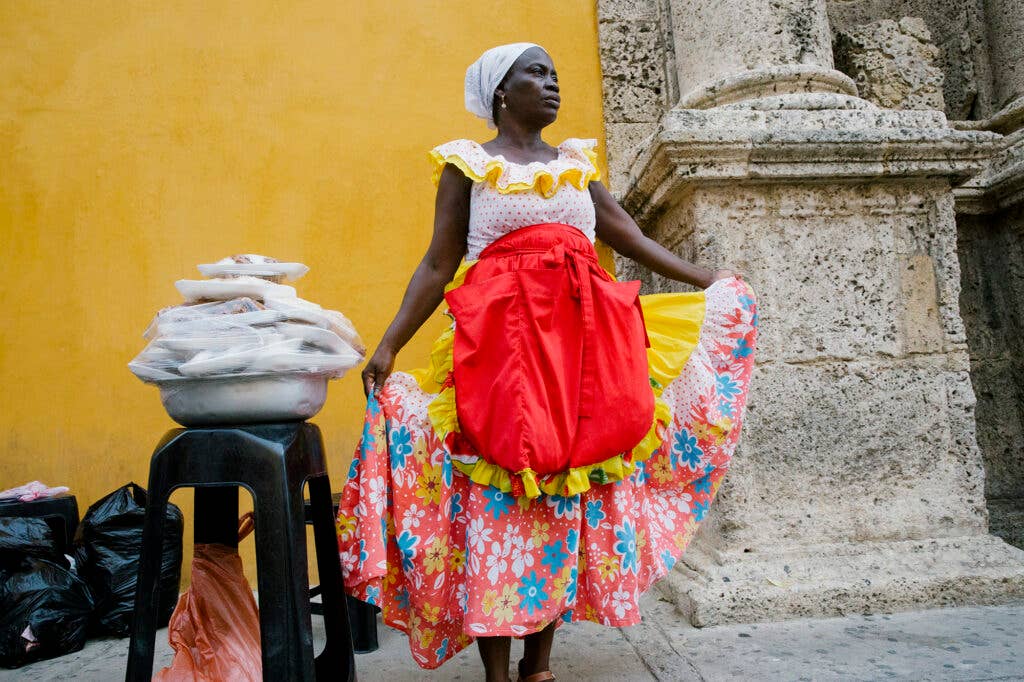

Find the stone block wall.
[
  {"left": 826, "top": 0, "right": 994, "bottom": 121},
  {"left": 597, "top": 0, "right": 674, "bottom": 192},
  {"left": 834, "top": 18, "right": 946, "bottom": 111}
]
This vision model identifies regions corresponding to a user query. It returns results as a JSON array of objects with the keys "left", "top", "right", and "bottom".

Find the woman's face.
[{"left": 494, "top": 47, "right": 560, "bottom": 129}]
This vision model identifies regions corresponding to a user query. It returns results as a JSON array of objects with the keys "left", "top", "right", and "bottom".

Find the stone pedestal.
[{"left": 619, "top": 103, "right": 1024, "bottom": 625}]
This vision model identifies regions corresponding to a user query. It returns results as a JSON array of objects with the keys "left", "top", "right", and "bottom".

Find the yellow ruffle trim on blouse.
[
  {"left": 428, "top": 139, "right": 602, "bottom": 199},
  {"left": 411, "top": 275, "right": 707, "bottom": 500}
]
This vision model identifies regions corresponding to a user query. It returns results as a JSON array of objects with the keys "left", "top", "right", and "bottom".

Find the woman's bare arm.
[
  {"left": 361, "top": 164, "right": 472, "bottom": 395},
  {"left": 589, "top": 180, "right": 734, "bottom": 288}
]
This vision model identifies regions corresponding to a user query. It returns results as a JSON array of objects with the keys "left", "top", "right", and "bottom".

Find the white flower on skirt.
[
  {"left": 367, "top": 476, "right": 386, "bottom": 515},
  {"left": 611, "top": 589, "right": 633, "bottom": 619}
]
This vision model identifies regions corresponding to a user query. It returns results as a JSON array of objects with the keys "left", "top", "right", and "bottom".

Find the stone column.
[
  {"left": 669, "top": 0, "right": 857, "bottom": 109},
  {"left": 984, "top": 0, "right": 1024, "bottom": 129},
  {"left": 607, "top": 0, "right": 1024, "bottom": 626}
]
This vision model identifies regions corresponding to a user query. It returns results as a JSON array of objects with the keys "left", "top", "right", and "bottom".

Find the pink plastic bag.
[{"left": 154, "top": 541, "right": 261, "bottom": 682}]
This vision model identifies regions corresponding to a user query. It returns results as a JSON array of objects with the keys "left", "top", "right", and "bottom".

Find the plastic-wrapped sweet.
[
  {"left": 264, "top": 297, "right": 366, "bottom": 355},
  {"left": 175, "top": 277, "right": 297, "bottom": 304},
  {"left": 128, "top": 257, "right": 366, "bottom": 426}
]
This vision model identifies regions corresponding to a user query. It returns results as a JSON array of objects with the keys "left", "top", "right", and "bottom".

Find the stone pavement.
[{"left": 5, "top": 593, "right": 1023, "bottom": 681}]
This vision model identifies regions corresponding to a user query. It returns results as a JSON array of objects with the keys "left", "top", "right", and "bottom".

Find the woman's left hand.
[{"left": 705, "top": 268, "right": 743, "bottom": 288}]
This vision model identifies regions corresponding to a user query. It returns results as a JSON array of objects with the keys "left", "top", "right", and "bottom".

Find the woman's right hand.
[{"left": 361, "top": 344, "right": 397, "bottom": 397}]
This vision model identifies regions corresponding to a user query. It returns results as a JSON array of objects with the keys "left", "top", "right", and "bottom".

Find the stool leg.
[
  {"left": 308, "top": 473, "right": 357, "bottom": 680},
  {"left": 125, "top": 453, "right": 173, "bottom": 682},
  {"left": 251, "top": 476, "right": 317, "bottom": 681}
]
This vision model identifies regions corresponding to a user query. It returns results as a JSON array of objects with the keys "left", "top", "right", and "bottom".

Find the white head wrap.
[{"left": 465, "top": 42, "right": 544, "bottom": 129}]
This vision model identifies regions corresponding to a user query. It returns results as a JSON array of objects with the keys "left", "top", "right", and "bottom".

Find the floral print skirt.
[{"left": 336, "top": 277, "right": 758, "bottom": 669}]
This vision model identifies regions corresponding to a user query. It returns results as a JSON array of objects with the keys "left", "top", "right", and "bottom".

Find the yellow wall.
[{"left": 0, "top": 2, "right": 606, "bottom": 584}]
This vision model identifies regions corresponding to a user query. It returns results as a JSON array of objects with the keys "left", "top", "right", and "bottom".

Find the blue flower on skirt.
[
  {"left": 738, "top": 294, "right": 756, "bottom": 311},
  {"left": 718, "top": 399, "right": 735, "bottom": 418},
  {"left": 448, "top": 492, "right": 464, "bottom": 522},
  {"left": 441, "top": 453, "right": 454, "bottom": 487},
  {"left": 517, "top": 571, "right": 549, "bottom": 615},
  {"left": 546, "top": 494, "right": 579, "bottom": 519},
  {"left": 396, "top": 529, "right": 419, "bottom": 572},
  {"left": 732, "top": 337, "right": 753, "bottom": 359},
  {"left": 365, "top": 585, "right": 380, "bottom": 606},
  {"left": 358, "top": 538, "right": 368, "bottom": 566},
  {"left": 584, "top": 500, "right": 605, "bottom": 529},
  {"left": 693, "top": 473, "right": 713, "bottom": 495},
  {"left": 360, "top": 418, "right": 376, "bottom": 450},
  {"left": 367, "top": 393, "right": 382, "bottom": 418},
  {"left": 693, "top": 499, "right": 709, "bottom": 522},
  {"left": 566, "top": 528, "right": 579, "bottom": 554},
  {"left": 482, "top": 487, "right": 514, "bottom": 520},
  {"left": 396, "top": 585, "right": 410, "bottom": 610},
  {"left": 660, "top": 549, "right": 676, "bottom": 571},
  {"left": 632, "top": 459, "right": 650, "bottom": 485},
  {"left": 347, "top": 454, "right": 360, "bottom": 481},
  {"left": 716, "top": 373, "right": 741, "bottom": 400},
  {"left": 541, "top": 540, "right": 569, "bottom": 575},
  {"left": 614, "top": 520, "right": 639, "bottom": 575},
  {"left": 566, "top": 565, "right": 579, "bottom": 604},
  {"left": 390, "top": 425, "right": 413, "bottom": 468},
  {"left": 435, "top": 638, "right": 449, "bottom": 663},
  {"left": 673, "top": 430, "right": 703, "bottom": 472}
]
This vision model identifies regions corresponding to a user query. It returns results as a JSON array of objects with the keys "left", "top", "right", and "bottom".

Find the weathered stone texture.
[
  {"left": 641, "top": 183, "right": 968, "bottom": 364},
  {"left": 670, "top": 0, "right": 837, "bottom": 94},
  {"left": 983, "top": 0, "right": 1024, "bottom": 112},
  {"left": 598, "top": 20, "right": 668, "bottom": 123},
  {"left": 597, "top": 0, "right": 659, "bottom": 22},
  {"left": 827, "top": 0, "right": 993, "bottom": 120},
  {"left": 834, "top": 18, "right": 946, "bottom": 111},
  {"left": 603, "top": 121, "right": 659, "bottom": 195},
  {"left": 597, "top": 2, "right": 674, "bottom": 192},
  {"left": 957, "top": 205, "right": 1024, "bottom": 548},
  {"left": 722, "top": 359, "right": 987, "bottom": 549}
]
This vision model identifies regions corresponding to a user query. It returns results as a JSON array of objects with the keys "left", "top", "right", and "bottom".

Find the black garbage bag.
[
  {"left": 78, "top": 483, "right": 183, "bottom": 636},
  {"left": 0, "top": 557, "right": 94, "bottom": 668},
  {"left": 0, "top": 517, "right": 63, "bottom": 566}
]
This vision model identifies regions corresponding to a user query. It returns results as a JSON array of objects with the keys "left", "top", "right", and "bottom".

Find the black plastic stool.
[
  {"left": 0, "top": 493, "right": 79, "bottom": 555},
  {"left": 125, "top": 422, "right": 356, "bottom": 682},
  {"left": 305, "top": 492, "right": 380, "bottom": 653}
]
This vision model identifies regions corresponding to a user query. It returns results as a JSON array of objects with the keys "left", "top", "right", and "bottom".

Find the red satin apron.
[{"left": 443, "top": 223, "right": 654, "bottom": 479}]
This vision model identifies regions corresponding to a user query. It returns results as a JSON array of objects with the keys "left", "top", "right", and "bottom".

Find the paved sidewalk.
[{"left": 5, "top": 593, "right": 1023, "bottom": 681}]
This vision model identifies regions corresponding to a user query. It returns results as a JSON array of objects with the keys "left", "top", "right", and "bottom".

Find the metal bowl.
[{"left": 156, "top": 372, "right": 329, "bottom": 426}]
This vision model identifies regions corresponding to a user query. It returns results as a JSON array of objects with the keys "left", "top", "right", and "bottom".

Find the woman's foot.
[{"left": 517, "top": 658, "right": 556, "bottom": 682}]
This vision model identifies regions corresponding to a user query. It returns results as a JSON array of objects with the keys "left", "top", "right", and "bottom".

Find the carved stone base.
[{"left": 658, "top": 534, "right": 1024, "bottom": 626}]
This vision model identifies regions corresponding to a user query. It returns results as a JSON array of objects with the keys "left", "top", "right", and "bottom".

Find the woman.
[{"left": 337, "top": 43, "right": 758, "bottom": 682}]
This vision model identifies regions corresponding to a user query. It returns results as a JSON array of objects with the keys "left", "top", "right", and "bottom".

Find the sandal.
[{"left": 517, "top": 659, "right": 556, "bottom": 682}]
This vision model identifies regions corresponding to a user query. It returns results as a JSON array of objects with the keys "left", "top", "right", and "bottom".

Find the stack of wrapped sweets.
[{"left": 129, "top": 255, "right": 364, "bottom": 424}]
